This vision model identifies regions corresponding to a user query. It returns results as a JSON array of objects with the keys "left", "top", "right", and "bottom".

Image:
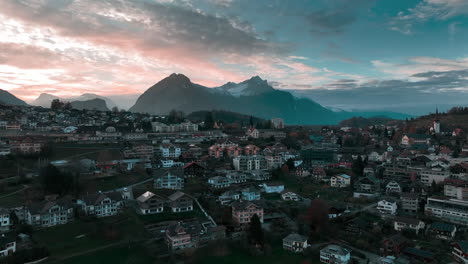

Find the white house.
[
  {"left": 281, "top": 191, "right": 300, "bottom": 201},
  {"left": 320, "top": 244, "right": 351, "bottom": 264},
  {"left": 330, "top": 174, "right": 351, "bottom": 188},
  {"left": 385, "top": 181, "right": 402, "bottom": 194},
  {"left": 0, "top": 209, "right": 11, "bottom": 232},
  {"left": 393, "top": 217, "right": 425, "bottom": 234},
  {"left": 262, "top": 182, "right": 285, "bottom": 193},
  {"left": 159, "top": 144, "right": 181, "bottom": 158},
  {"left": 0, "top": 233, "right": 16, "bottom": 257},
  {"left": 377, "top": 200, "right": 397, "bottom": 215}
]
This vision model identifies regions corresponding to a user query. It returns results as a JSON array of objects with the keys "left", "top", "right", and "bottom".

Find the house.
[
  {"left": 183, "top": 162, "right": 205, "bottom": 178},
  {"left": 22, "top": 198, "right": 74, "bottom": 228},
  {"left": 393, "top": 217, "right": 425, "bottom": 234},
  {"left": 226, "top": 171, "right": 248, "bottom": 184},
  {"left": 154, "top": 172, "right": 184, "bottom": 190},
  {"left": 0, "top": 232, "right": 16, "bottom": 257},
  {"left": 420, "top": 167, "right": 450, "bottom": 186},
  {"left": 330, "top": 174, "right": 351, "bottom": 188},
  {"left": 444, "top": 180, "right": 468, "bottom": 200},
  {"left": 0, "top": 208, "right": 11, "bottom": 232},
  {"left": 76, "top": 192, "right": 124, "bottom": 218},
  {"left": 231, "top": 201, "right": 263, "bottom": 225},
  {"left": 377, "top": 200, "right": 397, "bottom": 215},
  {"left": 165, "top": 222, "right": 196, "bottom": 251},
  {"left": 281, "top": 191, "right": 300, "bottom": 201},
  {"left": 320, "top": 244, "right": 351, "bottom": 264},
  {"left": 353, "top": 176, "right": 380, "bottom": 198},
  {"left": 328, "top": 207, "right": 345, "bottom": 219},
  {"left": 248, "top": 170, "right": 271, "bottom": 181},
  {"left": 283, "top": 233, "right": 308, "bottom": 253},
  {"left": 401, "top": 134, "right": 431, "bottom": 146},
  {"left": 386, "top": 181, "right": 402, "bottom": 194},
  {"left": 271, "top": 118, "right": 284, "bottom": 129},
  {"left": 208, "top": 145, "right": 224, "bottom": 158},
  {"left": 225, "top": 145, "right": 242, "bottom": 158},
  {"left": 218, "top": 191, "right": 240, "bottom": 205},
  {"left": 135, "top": 191, "right": 165, "bottom": 214},
  {"left": 381, "top": 234, "right": 408, "bottom": 257},
  {"left": 208, "top": 176, "right": 231, "bottom": 189},
  {"left": 261, "top": 182, "right": 285, "bottom": 193},
  {"left": 425, "top": 197, "right": 468, "bottom": 226},
  {"left": 452, "top": 241, "right": 468, "bottom": 264},
  {"left": 400, "top": 192, "right": 419, "bottom": 213},
  {"left": 159, "top": 144, "right": 181, "bottom": 158},
  {"left": 244, "top": 145, "right": 260, "bottom": 156},
  {"left": 233, "top": 155, "right": 267, "bottom": 171},
  {"left": 312, "top": 166, "right": 327, "bottom": 180},
  {"left": 168, "top": 191, "right": 193, "bottom": 213},
  {"left": 427, "top": 222, "right": 457, "bottom": 240},
  {"left": 265, "top": 155, "right": 283, "bottom": 169},
  {"left": 246, "top": 127, "right": 259, "bottom": 139},
  {"left": 241, "top": 187, "right": 261, "bottom": 201}
]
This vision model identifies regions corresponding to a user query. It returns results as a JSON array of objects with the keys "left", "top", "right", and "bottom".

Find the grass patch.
[
  {"left": 34, "top": 211, "right": 150, "bottom": 258},
  {"left": 193, "top": 244, "right": 320, "bottom": 264},
  {"left": 60, "top": 244, "right": 154, "bottom": 264}
]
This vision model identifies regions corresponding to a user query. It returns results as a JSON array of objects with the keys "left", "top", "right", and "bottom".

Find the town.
[{"left": 0, "top": 102, "right": 467, "bottom": 264}]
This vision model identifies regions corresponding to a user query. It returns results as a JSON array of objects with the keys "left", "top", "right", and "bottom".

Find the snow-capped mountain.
[{"left": 215, "top": 76, "right": 275, "bottom": 97}]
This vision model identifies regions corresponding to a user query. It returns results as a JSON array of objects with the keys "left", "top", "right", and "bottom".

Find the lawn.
[
  {"left": 50, "top": 143, "right": 122, "bottom": 161},
  {"left": 193, "top": 244, "right": 321, "bottom": 264},
  {"left": 60, "top": 244, "right": 155, "bottom": 264},
  {"left": 35, "top": 211, "right": 150, "bottom": 258}
]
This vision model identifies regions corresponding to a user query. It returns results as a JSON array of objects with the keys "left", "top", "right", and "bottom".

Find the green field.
[
  {"left": 60, "top": 244, "right": 155, "bottom": 264},
  {"left": 35, "top": 212, "right": 150, "bottom": 259},
  {"left": 193, "top": 245, "right": 321, "bottom": 264}
]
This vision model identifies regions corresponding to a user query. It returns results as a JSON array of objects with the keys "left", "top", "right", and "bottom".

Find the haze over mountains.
[
  {"left": 129, "top": 73, "right": 409, "bottom": 125},
  {"left": 1, "top": 73, "right": 413, "bottom": 125},
  {"left": 32, "top": 93, "right": 117, "bottom": 110}
]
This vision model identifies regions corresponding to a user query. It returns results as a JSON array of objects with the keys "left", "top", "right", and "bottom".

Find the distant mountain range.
[
  {"left": 70, "top": 98, "right": 110, "bottom": 112},
  {"left": 1, "top": 74, "right": 412, "bottom": 125},
  {"left": 0, "top": 89, "right": 28, "bottom": 106},
  {"left": 32, "top": 93, "right": 117, "bottom": 109},
  {"left": 130, "top": 73, "right": 410, "bottom": 125}
]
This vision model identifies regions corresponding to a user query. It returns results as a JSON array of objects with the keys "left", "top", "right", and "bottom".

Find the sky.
[{"left": 0, "top": 0, "right": 468, "bottom": 113}]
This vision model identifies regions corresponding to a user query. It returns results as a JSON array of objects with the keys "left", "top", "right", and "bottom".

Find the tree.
[
  {"left": 50, "top": 99, "right": 64, "bottom": 110},
  {"left": 204, "top": 112, "right": 214, "bottom": 129},
  {"left": 352, "top": 156, "right": 365, "bottom": 177},
  {"left": 112, "top": 106, "right": 119, "bottom": 113},
  {"left": 40, "top": 164, "right": 74, "bottom": 195},
  {"left": 306, "top": 199, "right": 329, "bottom": 236},
  {"left": 248, "top": 214, "right": 264, "bottom": 247}
]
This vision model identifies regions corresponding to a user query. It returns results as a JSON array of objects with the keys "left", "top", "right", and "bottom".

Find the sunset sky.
[{"left": 1, "top": 0, "right": 468, "bottom": 107}]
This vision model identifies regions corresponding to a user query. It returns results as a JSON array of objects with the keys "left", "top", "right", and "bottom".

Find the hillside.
[
  {"left": 0, "top": 89, "right": 28, "bottom": 106},
  {"left": 187, "top": 110, "right": 266, "bottom": 125},
  {"left": 129, "top": 74, "right": 340, "bottom": 125},
  {"left": 70, "top": 99, "right": 110, "bottom": 111}
]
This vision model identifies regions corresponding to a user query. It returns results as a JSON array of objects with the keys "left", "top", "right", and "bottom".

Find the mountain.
[
  {"left": 0, "top": 89, "right": 28, "bottom": 106},
  {"left": 33, "top": 93, "right": 60, "bottom": 108},
  {"left": 32, "top": 93, "right": 117, "bottom": 110},
  {"left": 129, "top": 74, "right": 341, "bottom": 125},
  {"left": 73, "top": 93, "right": 117, "bottom": 109},
  {"left": 70, "top": 99, "right": 110, "bottom": 111},
  {"left": 215, "top": 76, "right": 275, "bottom": 97}
]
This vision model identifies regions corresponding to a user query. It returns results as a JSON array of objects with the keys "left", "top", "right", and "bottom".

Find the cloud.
[
  {"left": 372, "top": 57, "right": 468, "bottom": 79},
  {"left": 294, "top": 69, "right": 468, "bottom": 114},
  {"left": 390, "top": 0, "right": 468, "bottom": 34},
  {"left": 306, "top": 0, "right": 375, "bottom": 35}
]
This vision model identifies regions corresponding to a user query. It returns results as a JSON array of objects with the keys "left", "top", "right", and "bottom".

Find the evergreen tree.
[{"left": 248, "top": 214, "right": 264, "bottom": 246}]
